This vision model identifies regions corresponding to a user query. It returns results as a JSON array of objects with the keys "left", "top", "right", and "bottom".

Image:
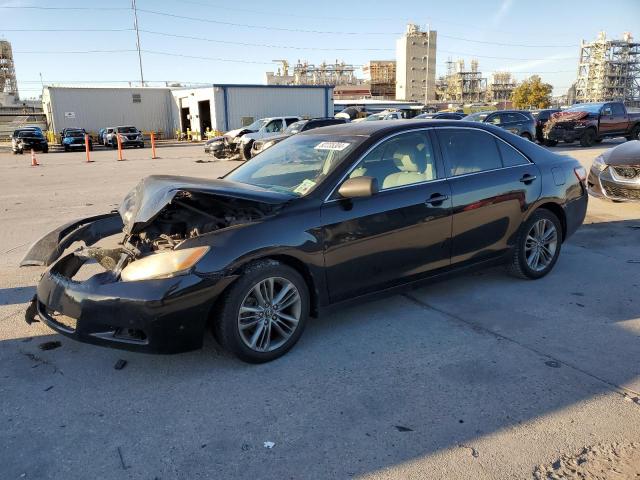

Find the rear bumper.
[
  {"left": 563, "top": 192, "right": 588, "bottom": 239},
  {"left": 31, "top": 253, "right": 236, "bottom": 354}
]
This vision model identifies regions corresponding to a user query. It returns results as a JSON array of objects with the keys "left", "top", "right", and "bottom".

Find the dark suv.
[
  {"left": 464, "top": 110, "right": 536, "bottom": 141},
  {"left": 251, "top": 117, "right": 348, "bottom": 156},
  {"left": 530, "top": 109, "right": 561, "bottom": 143}
]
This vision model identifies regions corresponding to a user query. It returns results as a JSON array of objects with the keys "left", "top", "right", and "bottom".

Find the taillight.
[{"left": 574, "top": 166, "right": 587, "bottom": 182}]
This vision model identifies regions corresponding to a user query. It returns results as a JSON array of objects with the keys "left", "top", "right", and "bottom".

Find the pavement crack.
[{"left": 402, "top": 292, "right": 640, "bottom": 401}]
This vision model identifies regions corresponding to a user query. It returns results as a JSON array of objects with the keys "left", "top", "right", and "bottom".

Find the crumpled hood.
[
  {"left": 223, "top": 127, "right": 254, "bottom": 142},
  {"left": 602, "top": 140, "right": 640, "bottom": 166},
  {"left": 118, "top": 175, "right": 292, "bottom": 234}
]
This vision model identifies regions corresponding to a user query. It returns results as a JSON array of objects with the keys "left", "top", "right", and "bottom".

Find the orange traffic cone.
[{"left": 30, "top": 149, "right": 39, "bottom": 167}]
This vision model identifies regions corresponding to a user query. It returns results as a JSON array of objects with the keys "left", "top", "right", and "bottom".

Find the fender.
[{"left": 20, "top": 212, "right": 124, "bottom": 267}]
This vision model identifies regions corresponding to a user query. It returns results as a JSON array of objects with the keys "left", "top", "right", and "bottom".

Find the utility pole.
[{"left": 132, "top": 0, "right": 144, "bottom": 86}]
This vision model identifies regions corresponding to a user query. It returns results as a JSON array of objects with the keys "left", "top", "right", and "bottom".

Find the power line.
[
  {"left": 142, "top": 49, "right": 276, "bottom": 65},
  {"left": 139, "top": 29, "right": 394, "bottom": 51},
  {"left": 15, "top": 49, "right": 138, "bottom": 54},
  {"left": 0, "top": 5, "right": 128, "bottom": 10},
  {"left": 1, "top": 28, "right": 133, "bottom": 32}
]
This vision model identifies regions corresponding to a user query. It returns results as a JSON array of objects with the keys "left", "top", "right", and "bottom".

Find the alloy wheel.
[
  {"left": 237, "top": 277, "right": 302, "bottom": 352},
  {"left": 524, "top": 219, "right": 558, "bottom": 272}
]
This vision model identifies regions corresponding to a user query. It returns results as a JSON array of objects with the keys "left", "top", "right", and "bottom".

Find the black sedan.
[
  {"left": 464, "top": 110, "right": 536, "bottom": 141},
  {"left": 588, "top": 140, "right": 640, "bottom": 202},
  {"left": 22, "top": 120, "right": 588, "bottom": 363}
]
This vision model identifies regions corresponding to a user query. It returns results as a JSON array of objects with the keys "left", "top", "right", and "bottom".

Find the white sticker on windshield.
[
  {"left": 293, "top": 179, "right": 316, "bottom": 195},
  {"left": 314, "top": 141, "right": 350, "bottom": 151}
]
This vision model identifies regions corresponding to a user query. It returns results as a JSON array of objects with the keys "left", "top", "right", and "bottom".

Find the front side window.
[
  {"left": 348, "top": 131, "right": 437, "bottom": 190},
  {"left": 611, "top": 103, "right": 626, "bottom": 116},
  {"left": 265, "top": 119, "right": 284, "bottom": 133},
  {"left": 226, "top": 134, "right": 362, "bottom": 196},
  {"left": 436, "top": 129, "right": 502, "bottom": 176}
]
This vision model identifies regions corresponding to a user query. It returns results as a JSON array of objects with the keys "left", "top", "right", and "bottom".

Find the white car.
[
  {"left": 353, "top": 111, "right": 404, "bottom": 123},
  {"left": 235, "top": 117, "right": 300, "bottom": 160}
]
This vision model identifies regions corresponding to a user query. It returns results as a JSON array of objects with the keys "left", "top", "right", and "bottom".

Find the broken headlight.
[
  {"left": 592, "top": 155, "right": 608, "bottom": 172},
  {"left": 120, "top": 246, "right": 209, "bottom": 282}
]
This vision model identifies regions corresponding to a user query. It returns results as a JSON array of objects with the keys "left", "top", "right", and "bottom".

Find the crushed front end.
[{"left": 21, "top": 175, "right": 282, "bottom": 353}]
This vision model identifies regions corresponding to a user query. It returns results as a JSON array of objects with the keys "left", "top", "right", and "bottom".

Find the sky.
[{"left": 1, "top": 0, "right": 639, "bottom": 99}]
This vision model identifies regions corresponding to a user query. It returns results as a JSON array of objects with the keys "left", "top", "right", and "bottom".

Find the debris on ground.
[
  {"left": 38, "top": 341, "right": 61, "bottom": 351},
  {"left": 534, "top": 442, "right": 640, "bottom": 479},
  {"left": 263, "top": 441, "right": 275, "bottom": 449},
  {"left": 395, "top": 425, "right": 413, "bottom": 432},
  {"left": 113, "top": 359, "right": 127, "bottom": 370},
  {"left": 545, "top": 360, "right": 561, "bottom": 368},
  {"left": 44, "top": 385, "right": 53, "bottom": 392}
]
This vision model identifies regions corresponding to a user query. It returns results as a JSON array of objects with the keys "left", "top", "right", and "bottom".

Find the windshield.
[
  {"left": 245, "top": 119, "right": 269, "bottom": 131},
  {"left": 463, "top": 111, "right": 492, "bottom": 122},
  {"left": 364, "top": 114, "right": 386, "bottom": 121},
  {"left": 17, "top": 130, "right": 43, "bottom": 138},
  {"left": 66, "top": 130, "right": 85, "bottom": 138},
  {"left": 566, "top": 103, "right": 605, "bottom": 114},
  {"left": 284, "top": 120, "right": 307, "bottom": 134},
  {"left": 226, "top": 134, "right": 363, "bottom": 196},
  {"left": 117, "top": 126, "right": 138, "bottom": 133}
]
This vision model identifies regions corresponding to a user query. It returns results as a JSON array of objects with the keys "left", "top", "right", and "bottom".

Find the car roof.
[{"left": 299, "top": 119, "right": 502, "bottom": 137}]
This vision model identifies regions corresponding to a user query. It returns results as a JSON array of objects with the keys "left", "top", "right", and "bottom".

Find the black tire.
[
  {"left": 594, "top": 138, "right": 603, "bottom": 143},
  {"left": 12, "top": 149, "right": 17, "bottom": 155},
  {"left": 580, "top": 129, "right": 596, "bottom": 147},
  {"left": 544, "top": 139, "right": 558, "bottom": 147},
  {"left": 42, "top": 146, "right": 48, "bottom": 153},
  {"left": 240, "top": 141, "right": 253, "bottom": 161},
  {"left": 213, "top": 259, "right": 309, "bottom": 363},
  {"left": 507, "top": 209, "right": 562, "bottom": 280},
  {"left": 63, "top": 145, "right": 69, "bottom": 152},
  {"left": 626, "top": 125, "right": 640, "bottom": 141}
]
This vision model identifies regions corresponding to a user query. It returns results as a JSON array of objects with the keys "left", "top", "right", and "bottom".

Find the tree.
[{"left": 511, "top": 75, "right": 553, "bottom": 109}]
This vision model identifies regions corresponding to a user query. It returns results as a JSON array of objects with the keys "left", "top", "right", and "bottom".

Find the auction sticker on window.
[
  {"left": 314, "top": 141, "right": 351, "bottom": 151},
  {"left": 293, "top": 179, "right": 316, "bottom": 195}
]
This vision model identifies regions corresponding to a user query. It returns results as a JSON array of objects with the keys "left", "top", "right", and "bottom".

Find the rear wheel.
[
  {"left": 580, "top": 129, "right": 596, "bottom": 147},
  {"left": 626, "top": 125, "right": 640, "bottom": 141},
  {"left": 544, "top": 139, "right": 558, "bottom": 147},
  {"left": 508, "top": 209, "right": 562, "bottom": 280},
  {"left": 213, "top": 260, "right": 309, "bottom": 363}
]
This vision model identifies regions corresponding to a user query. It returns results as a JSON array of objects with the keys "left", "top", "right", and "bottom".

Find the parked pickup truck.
[{"left": 544, "top": 102, "right": 640, "bottom": 147}]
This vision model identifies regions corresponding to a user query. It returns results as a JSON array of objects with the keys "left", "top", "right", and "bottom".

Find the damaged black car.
[{"left": 23, "top": 121, "right": 588, "bottom": 363}]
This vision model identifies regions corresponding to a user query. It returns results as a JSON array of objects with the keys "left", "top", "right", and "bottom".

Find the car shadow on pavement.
[
  {"left": 0, "top": 285, "right": 35, "bottom": 306},
  {"left": 1, "top": 219, "right": 639, "bottom": 479}
]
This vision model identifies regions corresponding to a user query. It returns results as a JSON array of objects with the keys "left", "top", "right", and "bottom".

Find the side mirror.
[{"left": 337, "top": 176, "right": 379, "bottom": 199}]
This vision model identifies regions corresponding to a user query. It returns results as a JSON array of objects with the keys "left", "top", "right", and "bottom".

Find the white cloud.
[{"left": 491, "top": 0, "right": 514, "bottom": 27}]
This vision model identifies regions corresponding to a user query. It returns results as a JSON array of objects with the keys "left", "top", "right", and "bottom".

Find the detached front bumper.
[
  {"left": 23, "top": 213, "right": 236, "bottom": 354},
  {"left": 546, "top": 127, "right": 583, "bottom": 143},
  {"left": 30, "top": 254, "right": 234, "bottom": 353}
]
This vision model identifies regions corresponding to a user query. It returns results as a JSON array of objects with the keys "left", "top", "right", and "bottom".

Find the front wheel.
[
  {"left": 42, "top": 146, "right": 48, "bottom": 153},
  {"left": 544, "top": 139, "right": 558, "bottom": 147},
  {"left": 508, "top": 209, "right": 562, "bottom": 280},
  {"left": 580, "top": 129, "right": 596, "bottom": 147},
  {"left": 240, "top": 141, "right": 253, "bottom": 161},
  {"left": 213, "top": 260, "right": 309, "bottom": 363}
]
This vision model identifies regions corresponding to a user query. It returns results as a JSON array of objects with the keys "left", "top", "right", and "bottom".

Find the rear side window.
[
  {"left": 285, "top": 118, "right": 299, "bottom": 126},
  {"left": 436, "top": 129, "right": 502, "bottom": 176},
  {"left": 497, "top": 140, "right": 529, "bottom": 167}
]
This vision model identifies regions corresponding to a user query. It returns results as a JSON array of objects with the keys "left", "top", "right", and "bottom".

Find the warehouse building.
[
  {"left": 42, "top": 84, "right": 333, "bottom": 137},
  {"left": 42, "top": 86, "right": 175, "bottom": 135},
  {"left": 172, "top": 84, "right": 334, "bottom": 133}
]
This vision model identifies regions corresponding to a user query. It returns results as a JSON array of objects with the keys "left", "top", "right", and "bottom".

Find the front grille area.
[
  {"left": 602, "top": 179, "right": 640, "bottom": 200},
  {"left": 613, "top": 166, "right": 640, "bottom": 180}
]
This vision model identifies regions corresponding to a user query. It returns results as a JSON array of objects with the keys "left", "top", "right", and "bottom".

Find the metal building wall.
[
  {"left": 213, "top": 85, "right": 333, "bottom": 131},
  {"left": 44, "top": 87, "right": 175, "bottom": 134}
]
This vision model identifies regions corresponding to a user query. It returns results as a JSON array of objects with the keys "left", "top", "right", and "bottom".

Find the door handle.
[
  {"left": 519, "top": 174, "right": 537, "bottom": 184},
  {"left": 425, "top": 194, "right": 449, "bottom": 205}
]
